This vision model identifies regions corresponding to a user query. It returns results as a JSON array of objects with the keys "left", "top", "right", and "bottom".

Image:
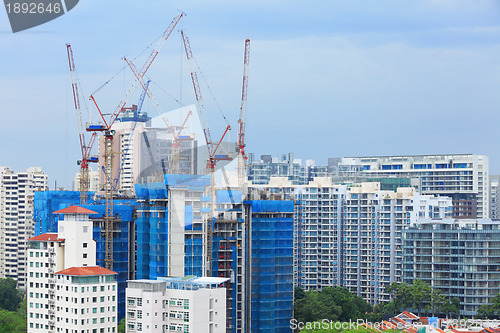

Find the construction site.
[{"left": 32, "top": 13, "right": 294, "bottom": 333}]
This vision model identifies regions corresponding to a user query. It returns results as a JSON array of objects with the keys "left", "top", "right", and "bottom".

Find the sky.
[{"left": 1, "top": 0, "right": 500, "bottom": 189}]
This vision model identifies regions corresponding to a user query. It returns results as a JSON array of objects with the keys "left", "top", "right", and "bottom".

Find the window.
[
  {"left": 83, "top": 253, "right": 87, "bottom": 259},
  {"left": 83, "top": 226, "right": 88, "bottom": 233},
  {"left": 83, "top": 243, "right": 87, "bottom": 248},
  {"left": 136, "top": 298, "right": 142, "bottom": 306}
]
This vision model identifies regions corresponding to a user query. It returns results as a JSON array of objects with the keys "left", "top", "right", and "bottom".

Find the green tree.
[
  {"left": 442, "top": 297, "right": 461, "bottom": 319},
  {"left": 409, "top": 280, "right": 432, "bottom": 316},
  {"left": 426, "top": 289, "right": 445, "bottom": 316},
  {"left": 476, "top": 295, "right": 500, "bottom": 319},
  {"left": 0, "top": 278, "right": 23, "bottom": 312},
  {"left": 381, "top": 301, "right": 400, "bottom": 315},
  {"left": 118, "top": 318, "right": 126, "bottom": 333},
  {"left": 293, "top": 287, "right": 372, "bottom": 323},
  {"left": 385, "top": 282, "right": 412, "bottom": 312}
]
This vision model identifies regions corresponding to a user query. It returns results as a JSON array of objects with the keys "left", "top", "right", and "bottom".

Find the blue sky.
[{"left": 1, "top": 0, "right": 500, "bottom": 188}]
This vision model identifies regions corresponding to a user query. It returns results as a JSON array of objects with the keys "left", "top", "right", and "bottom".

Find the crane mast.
[
  {"left": 238, "top": 39, "right": 250, "bottom": 189},
  {"left": 87, "top": 13, "right": 183, "bottom": 270},
  {"left": 66, "top": 43, "right": 98, "bottom": 204},
  {"left": 181, "top": 30, "right": 232, "bottom": 276}
]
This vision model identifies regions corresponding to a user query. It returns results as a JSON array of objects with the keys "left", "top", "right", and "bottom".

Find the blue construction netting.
[
  {"left": 136, "top": 175, "right": 208, "bottom": 282},
  {"left": 244, "top": 200, "right": 294, "bottom": 213},
  {"left": 247, "top": 200, "right": 294, "bottom": 333},
  {"left": 33, "top": 191, "right": 138, "bottom": 322},
  {"left": 33, "top": 191, "right": 88, "bottom": 233},
  {"left": 185, "top": 236, "right": 203, "bottom": 277},
  {"left": 135, "top": 182, "right": 167, "bottom": 200}
]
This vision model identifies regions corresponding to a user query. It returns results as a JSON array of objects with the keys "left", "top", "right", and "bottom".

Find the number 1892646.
[{"left": 5, "top": 2, "right": 61, "bottom": 14}]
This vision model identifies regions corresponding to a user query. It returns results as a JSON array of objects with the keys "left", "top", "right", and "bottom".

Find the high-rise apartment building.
[
  {"left": 339, "top": 154, "right": 489, "bottom": 218},
  {"left": 212, "top": 199, "right": 295, "bottom": 333},
  {"left": 0, "top": 166, "right": 47, "bottom": 289},
  {"left": 27, "top": 206, "right": 117, "bottom": 333},
  {"left": 247, "top": 153, "right": 306, "bottom": 185},
  {"left": 247, "top": 177, "right": 452, "bottom": 304},
  {"left": 403, "top": 218, "right": 500, "bottom": 316},
  {"left": 125, "top": 277, "right": 229, "bottom": 333}
]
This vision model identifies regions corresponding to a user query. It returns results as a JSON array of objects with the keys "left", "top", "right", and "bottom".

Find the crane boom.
[
  {"left": 180, "top": 29, "right": 233, "bottom": 277},
  {"left": 89, "top": 12, "right": 184, "bottom": 131},
  {"left": 238, "top": 39, "right": 250, "bottom": 188},
  {"left": 86, "top": 14, "right": 183, "bottom": 271},
  {"left": 66, "top": 43, "right": 98, "bottom": 204},
  {"left": 180, "top": 30, "right": 213, "bottom": 152}
]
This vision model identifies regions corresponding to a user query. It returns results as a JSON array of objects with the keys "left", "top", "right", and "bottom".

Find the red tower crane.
[
  {"left": 66, "top": 43, "right": 98, "bottom": 204},
  {"left": 86, "top": 13, "right": 183, "bottom": 270},
  {"left": 180, "top": 30, "right": 232, "bottom": 276},
  {"left": 238, "top": 39, "right": 250, "bottom": 189}
]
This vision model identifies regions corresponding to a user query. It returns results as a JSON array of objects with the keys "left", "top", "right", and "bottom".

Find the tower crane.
[
  {"left": 180, "top": 30, "right": 232, "bottom": 276},
  {"left": 124, "top": 58, "right": 193, "bottom": 174},
  {"left": 87, "top": 13, "right": 183, "bottom": 270},
  {"left": 65, "top": 43, "right": 98, "bottom": 204},
  {"left": 238, "top": 39, "right": 250, "bottom": 189}
]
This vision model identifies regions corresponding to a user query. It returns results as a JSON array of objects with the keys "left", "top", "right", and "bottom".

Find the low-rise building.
[{"left": 126, "top": 276, "right": 229, "bottom": 333}]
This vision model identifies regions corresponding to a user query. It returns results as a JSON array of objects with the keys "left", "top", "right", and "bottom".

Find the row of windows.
[
  {"left": 56, "top": 295, "right": 115, "bottom": 303},
  {"left": 56, "top": 285, "right": 115, "bottom": 293},
  {"left": 127, "top": 297, "right": 190, "bottom": 309},
  {"left": 55, "top": 305, "right": 116, "bottom": 314}
]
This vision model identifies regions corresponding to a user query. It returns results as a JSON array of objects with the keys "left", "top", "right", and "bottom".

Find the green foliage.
[
  {"left": 410, "top": 280, "right": 432, "bottom": 315},
  {"left": 476, "top": 294, "right": 500, "bottom": 319},
  {"left": 426, "top": 289, "right": 445, "bottom": 316},
  {"left": 0, "top": 278, "right": 23, "bottom": 312},
  {"left": 384, "top": 280, "right": 455, "bottom": 316},
  {"left": 118, "top": 318, "right": 126, "bottom": 333},
  {"left": 294, "top": 287, "right": 372, "bottom": 324},
  {"left": 0, "top": 296, "right": 27, "bottom": 333}
]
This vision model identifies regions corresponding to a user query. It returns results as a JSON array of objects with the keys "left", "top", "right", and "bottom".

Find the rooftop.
[
  {"left": 28, "top": 233, "right": 64, "bottom": 242},
  {"left": 56, "top": 266, "right": 117, "bottom": 276},
  {"left": 53, "top": 205, "right": 98, "bottom": 215}
]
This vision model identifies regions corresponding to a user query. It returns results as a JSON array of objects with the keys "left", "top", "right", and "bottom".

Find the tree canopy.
[
  {"left": 294, "top": 287, "right": 372, "bottom": 323},
  {"left": 383, "top": 280, "right": 460, "bottom": 318},
  {"left": 476, "top": 294, "right": 500, "bottom": 319},
  {"left": 0, "top": 278, "right": 27, "bottom": 333},
  {"left": 0, "top": 278, "right": 23, "bottom": 312}
]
